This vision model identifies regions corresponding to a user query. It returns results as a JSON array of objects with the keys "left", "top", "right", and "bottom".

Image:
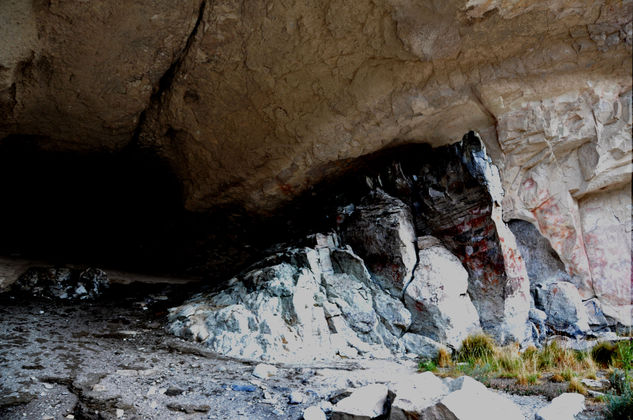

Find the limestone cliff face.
[{"left": 1, "top": 1, "right": 631, "bottom": 322}]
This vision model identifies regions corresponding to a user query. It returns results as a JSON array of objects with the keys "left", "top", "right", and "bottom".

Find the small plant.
[
  {"left": 605, "top": 340, "right": 633, "bottom": 420},
  {"left": 616, "top": 339, "right": 633, "bottom": 372},
  {"left": 527, "top": 373, "right": 539, "bottom": 385},
  {"left": 458, "top": 334, "right": 496, "bottom": 363},
  {"left": 550, "top": 373, "right": 564, "bottom": 383},
  {"left": 568, "top": 377, "right": 587, "bottom": 395},
  {"left": 561, "top": 368, "right": 575, "bottom": 382},
  {"left": 436, "top": 348, "right": 451, "bottom": 368},
  {"left": 418, "top": 359, "right": 437, "bottom": 372}
]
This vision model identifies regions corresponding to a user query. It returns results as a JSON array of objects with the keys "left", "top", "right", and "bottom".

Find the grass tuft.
[
  {"left": 437, "top": 348, "right": 451, "bottom": 368},
  {"left": 459, "top": 333, "right": 496, "bottom": 363},
  {"left": 568, "top": 377, "right": 587, "bottom": 395},
  {"left": 418, "top": 359, "right": 437, "bottom": 372}
]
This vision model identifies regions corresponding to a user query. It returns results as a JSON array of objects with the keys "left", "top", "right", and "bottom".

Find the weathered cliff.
[{"left": 1, "top": 1, "right": 631, "bottom": 324}]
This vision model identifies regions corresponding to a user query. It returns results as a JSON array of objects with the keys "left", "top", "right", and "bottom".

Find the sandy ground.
[{"left": 0, "top": 283, "right": 607, "bottom": 419}]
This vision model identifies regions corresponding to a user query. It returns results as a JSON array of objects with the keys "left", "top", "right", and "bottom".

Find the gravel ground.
[{"left": 0, "top": 283, "right": 608, "bottom": 419}]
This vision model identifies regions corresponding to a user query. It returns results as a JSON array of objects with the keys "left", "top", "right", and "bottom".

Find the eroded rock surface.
[
  {"left": 404, "top": 237, "right": 481, "bottom": 349},
  {"left": 167, "top": 234, "right": 421, "bottom": 361}
]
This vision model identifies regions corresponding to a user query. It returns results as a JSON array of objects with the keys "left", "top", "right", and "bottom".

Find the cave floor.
[{"left": 0, "top": 283, "right": 606, "bottom": 420}]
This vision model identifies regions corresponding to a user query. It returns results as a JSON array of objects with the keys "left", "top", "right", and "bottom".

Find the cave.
[
  {"left": 0, "top": 136, "right": 188, "bottom": 274},
  {"left": 1, "top": 1, "right": 630, "bottom": 418}
]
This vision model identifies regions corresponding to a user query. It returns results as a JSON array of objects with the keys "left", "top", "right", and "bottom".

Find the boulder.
[
  {"left": 389, "top": 372, "right": 448, "bottom": 420},
  {"left": 401, "top": 334, "right": 449, "bottom": 359},
  {"left": 331, "top": 384, "right": 388, "bottom": 420},
  {"left": 252, "top": 363, "right": 278, "bottom": 379},
  {"left": 389, "top": 375, "right": 523, "bottom": 420},
  {"left": 542, "top": 282, "right": 590, "bottom": 337},
  {"left": 340, "top": 191, "right": 417, "bottom": 297},
  {"left": 430, "top": 376, "right": 524, "bottom": 420},
  {"left": 535, "top": 393, "right": 585, "bottom": 420},
  {"left": 583, "top": 298, "right": 609, "bottom": 329},
  {"left": 404, "top": 238, "right": 481, "bottom": 348}
]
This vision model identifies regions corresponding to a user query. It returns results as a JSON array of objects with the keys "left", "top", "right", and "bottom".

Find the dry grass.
[
  {"left": 568, "top": 377, "right": 587, "bottom": 395},
  {"left": 424, "top": 334, "right": 605, "bottom": 394},
  {"left": 437, "top": 348, "right": 451, "bottom": 368}
]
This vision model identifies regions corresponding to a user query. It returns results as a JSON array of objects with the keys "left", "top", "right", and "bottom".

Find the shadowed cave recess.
[
  {"left": 0, "top": 132, "right": 511, "bottom": 285},
  {"left": 0, "top": 131, "right": 540, "bottom": 337}
]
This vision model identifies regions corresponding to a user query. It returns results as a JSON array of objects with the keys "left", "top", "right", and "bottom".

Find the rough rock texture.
[
  {"left": 1, "top": 1, "right": 630, "bottom": 324},
  {"left": 167, "top": 233, "right": 442, "bottom": 361},
  {"left": 542, "top": 281, "right": 590, "bottom": 337},
  {"left": 374, "top": 137, "right": 530, "bottom": 343},
  {"left": 404, "top": 237, "right": 481, "bottom": 348},
  {"left": 508, "top": 220, "right": 571, "bottom": 298},
  {"left": 341, "top": 191, "right": 417, "bottom": 297}
]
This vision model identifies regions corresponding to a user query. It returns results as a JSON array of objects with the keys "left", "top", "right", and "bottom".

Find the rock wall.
[{"left": 0, "top": 1, "right": 630, "bottom": 323}]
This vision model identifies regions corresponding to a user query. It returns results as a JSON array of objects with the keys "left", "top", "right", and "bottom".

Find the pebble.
[
  {"left": 231, "top": 384, "right": 258, "bottom": 392},
  {"left": 253, "top": 363, "right": 278, "bottom": 379},
  {"left": 289, "top": 391, "right": 306, "bottom": 404},
  {"left": 318, "top": 401, "right": 334, "bottom": 413},
  {"left": 116, "top": 408, "right": 124, "bottom": 418}
]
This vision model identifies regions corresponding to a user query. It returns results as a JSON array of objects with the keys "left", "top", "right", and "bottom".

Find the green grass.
[
  {"left": 605, "top": 339, "right": 633, "bottom": 420},
  {"left": 418, "top": 359, "right": 437, "bottom": 372}
]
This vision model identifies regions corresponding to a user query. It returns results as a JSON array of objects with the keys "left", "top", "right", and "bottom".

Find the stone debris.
[
  {"left": 289, "top": 391, "right": 306, "bottom": 404},
  {"left": 581, "top": 378, "right": 610, "bottom": 391},
  {"left": 331, "top": 384, "right": 388, "bottom": 420},
  {"left": 10, "top": 266, "right": 109, "bottom": 300},
  {"left": 535, "top": 393, "right": 585, "bottom": 420}
]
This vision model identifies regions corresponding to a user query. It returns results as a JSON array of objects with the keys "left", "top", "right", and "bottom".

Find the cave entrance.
[{"left": 0, "top": 136, "right": 189, "bottom": 275}]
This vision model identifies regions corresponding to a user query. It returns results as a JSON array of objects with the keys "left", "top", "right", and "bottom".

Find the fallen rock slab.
[
  {"left": 332, "top": 384, "right": 388, "bottom": 420},
  {"left": 389, "top": 371, "right": 448, "bottom": 420},
  {"left": 535, "top": 393, "right": 585, "bottom": 420},
  {"left": 430, "top": 376, "right": 523, "bottom": 420}
]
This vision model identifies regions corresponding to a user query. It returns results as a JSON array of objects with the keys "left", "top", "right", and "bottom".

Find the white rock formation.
[
  {"left": 168, "top": 234, "right": 427, "bottom": 361},
  {"left": 404, "top": 237, "right": 481, "bottom": 348}
]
